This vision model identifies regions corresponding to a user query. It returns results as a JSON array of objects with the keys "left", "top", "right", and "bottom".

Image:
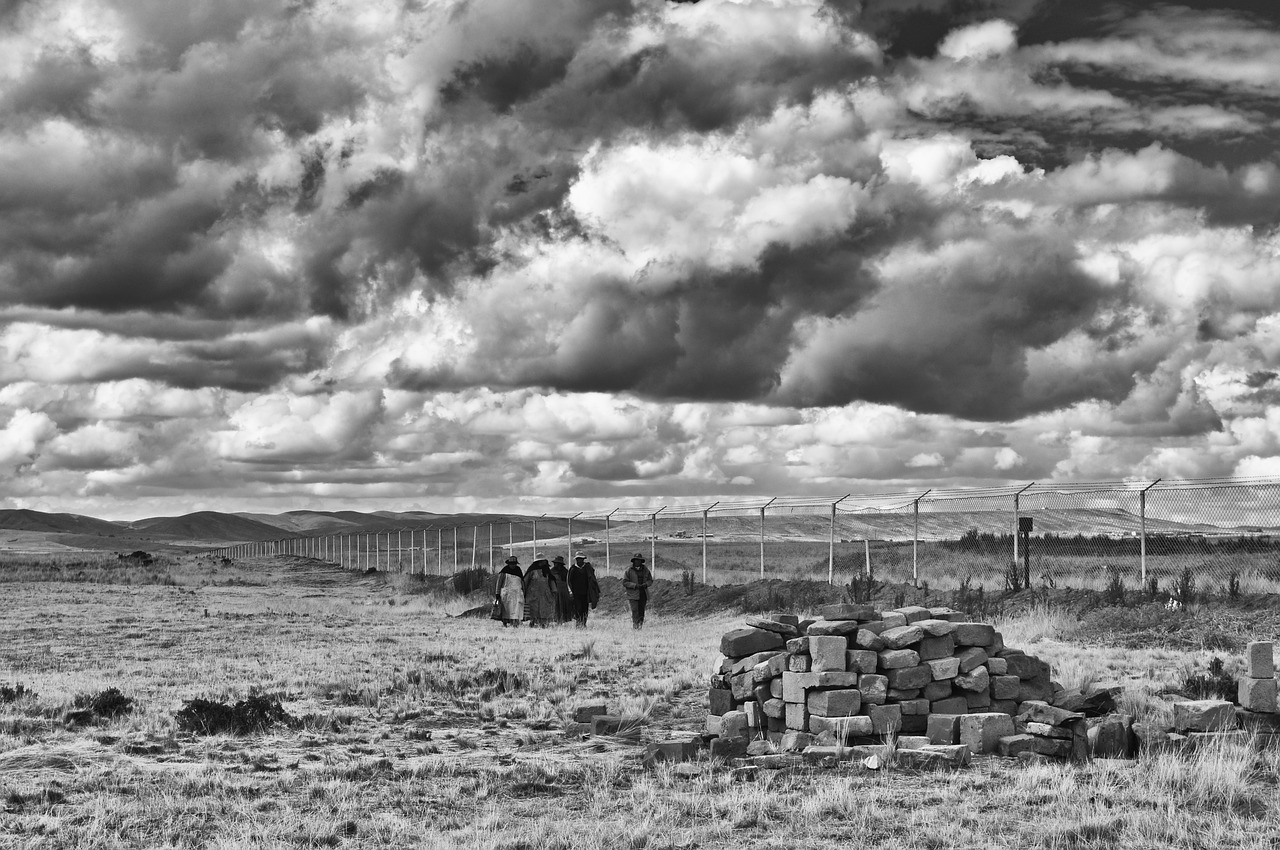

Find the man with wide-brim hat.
[
  {"left": 622, "top": 552, "right": 654, "bottom": 629},
  {"left": 568, "top": 553, "right": 601, "bottom": 627}
]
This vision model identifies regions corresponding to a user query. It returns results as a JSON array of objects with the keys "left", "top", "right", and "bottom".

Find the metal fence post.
[
  {"left": 1014, "top": 483, "right": 1034, "bottom": 580},
  {"left": 703, "top": 502, "right": 718, "bottom": 584},
  {"left": 760, "top": 497, "right": 776, "bottom": 579},
  {"left": 453, "top": 526, "right": 458, "bottom": 574},
  {"left": 568, "top": 512, "right": 581, "bottom": 563},
  {"left": 437, "top": 528, "right": 443, "bottom": 575},
  {"left": 829, "top": 495, "right": 850, "bottom": 585},
  {"left": 1141, "top": 479, "right": 1161, "bottom": 584},
  {"left": 605, "top": 509, "right": 616, "bottom": 574},
  {"left": 488, "top": 524, "right": 494, "bottom": 570},
  {"left": 650, "top": 506, "right": 666, "bottom": 574},
  {"left": 471, "top": 526, "right": 478, "bottom": 569},
  {"left": 913, "top": 490, "right": 931, "bottom": 587}
]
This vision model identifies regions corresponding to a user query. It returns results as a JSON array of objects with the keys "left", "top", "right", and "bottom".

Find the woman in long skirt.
[
  {"left": 549, "top": 555, "right": 574, "bottom": 624},
  {"left": 494, "top": 556, "right": 525, "bottom": 627},
  {"left": 523, "top": 554, "right": 556, "bottom": 627}
]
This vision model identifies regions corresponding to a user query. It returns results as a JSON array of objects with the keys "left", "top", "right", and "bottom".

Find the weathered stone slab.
[
  {"left": 1248, "top": 641, "right": 1275, "bottom": 679},
  {"left": 786, "top": 636, "right": 809, "bottom": 655},
  {"left": 896, "top": 745, "right": 971, "bottom": 769},
  {"left": 573, "top": 703, "right": 609, "bottom": 723},
  {"left": 1240, "top": 677, "right": 1278, "bottom": 713},
  {"left": 896, "top": 735, "right": 932, "bottom": 749},
  {"left": 746, "top": 617, "right": 800, "bottom": 637},
  {"left": 806, "top": 620, "right": 862, "bottom": 638},
  {"left": 785, "top": 702, "right": 808, "bottom": 731},
  {"left": 720, "top": 710, "right": 750, "bottom": 739},
  {"left": 987, "top": 657, "right": 1008, "bottom": 675},
  {"left": 859, "top": 674, "right": 888, "bottom": 706},
  {"left": 922, "top": 680, "right": 952, "bottom": 702},
  {"left": 931, "top": 696, "right": 968, "bottom": 715},
  {"left": 704, "top": 714, "right": 723, "bottom": 736},
  {"left": 808, "top": 689, "right": 862, "bottom": 718},
  {"left": 788, "top": 655, "right": 811, "bottom": 673},
  {"left": 1018, "top": 680, "right": 1055, "bottom": 704},
  {"left": 881, "top": 625, "right": 924, "bottom": 650},
  {"left": 1173, "top": 700, "right": 1237, "bottom": 732},
  {"left": 899, "top": 698, "right": 931, "bottom": 716},
  {"left": 959, "top": 712, "right": 1016, "bottom": 754},
  {"left": 867, "top": 703, "right": 902, "bottom": 736},
  {"left": 818, "top": 603, "right": 877, "bottom": 621},
  {"left": 878, "top": 648, "right": 920, "bottom": 669},
  {"left": 953, "top": 623, "right": 995, "bottom": 646},
  {"left": 643, "top": 739, "right": 700, "bottom": 768},
  {"left": 709, "top": 736, "right": 749, "bottom": 758},
  {"left": 927, "top": 713, "right": 961, "bottom": 745},
  {"left": 918, "top": 634, "right": 956, "bottom": 661},
  {"left": 779, "top": 730, "right": 813, "bottom": 752},
  {"left": 854, "top": 629, "right": 886, "bottom": 651},
  {"left": 1019, "top": 703, "right": 1084, "bottom": 726},
  {"left": 846, "top": 649, "right": 878, "bottom": 674},
  {"left": 762, "top": 698, "right": 787, "bottom": 720},
  {"left": 1005, "top": 654, "right": 1050, "bottom": 681},
  {"left": 894, "top": 605, "right": 933, "bottom": 624},
  {"left": 916, "top": 618, "right": 957, "bottom": 637},
  {"left": 927, "top": 657, "right": 960, "bottom": 680},
  {"left": 809, "top": 635, "right": 849, "bottom": 673},
  {"left": 1021, "top": 721, "right": 1072, "bottom": 739},
  {"left": 886, "top": 664, "right": 932, "bottom": 691},
  {"left": 954, "top": 667, "right": 990, "bottom": 693},
  {"left": 782, "top": 671, "right": 859, "bottom": 702},
  {"left": 1087, "top": 714, "right": 1134, "bottom": 758},
  {"left": 991, "top": 675, "right": 1020, "bottom": 701},
  {"left": 747, "top": 739, "right": 777, "bottom": 756},
  {"left": 808, "top": 714, "right": 874, "bottom": 740},
  {"left": 887, "top": 688, "right": 921, "bottom": 701},
  {"left": 964, "top": 689, "right": 991, "bottom": 710},
  {"left": 708, "top": 688, "right": 735, "bottom": 716},
  {"left": 730, "top": 672, "right": 753, "bottom": 701},
  {"left": 880, "top": 611, "right": 908, "bottom": 629},
  {"left": 997, "top": 733, "right": 1038, "bottom": 758},
  {"left": 800, "top": 745, "right": 854, "bottom": 764},
  {"left": 721, "top": 627, "right": 786, "bottom": 657},
  {"left": 992, "top": 699, "right": 1018, "bottom": 716},
  {"left": 956, "top": 646, "right": 988, "bottom": 673}
]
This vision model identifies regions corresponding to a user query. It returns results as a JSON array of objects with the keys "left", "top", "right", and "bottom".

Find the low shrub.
[
  {"left": 175, "top": 694, "right": 294, "bottom": 735},
  {"left": 452, "top": 568, "right": 491, "bottom": 595},
  {"left": 0, "top": 683, "right": 36, "bottom": 704},
  {"left": 72, "top": 687, "right": 133, "bottom": 719}
]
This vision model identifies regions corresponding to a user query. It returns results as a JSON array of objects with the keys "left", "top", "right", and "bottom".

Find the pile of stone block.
[
  {"left": 706, "top": 604, "right": 1064, "bottom": 761},
  {"left": 1239, "top": 640, "right": 1277, "bottom": 713}
]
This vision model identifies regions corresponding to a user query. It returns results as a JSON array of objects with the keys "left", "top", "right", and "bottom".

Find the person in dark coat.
[
  {"left": 523, "top": 553, "right": 555, "bottom": 627},
  {"left": 494, "top": 556, "right": 525, "bottom": 627},
  {"left": 567, "top": 554, "right": 600, "bottom": 628},
  {"left": 622, "top": 552, "right": 654, "bottom": 629},
  {"left": 549, "top": 555, "right": 573, "bottom": 624}
]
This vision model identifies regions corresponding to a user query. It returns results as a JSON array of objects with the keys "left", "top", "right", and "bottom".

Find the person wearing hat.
[
  {"left": 549, "top": 555, "right": 573, "bottom": 624},
  {"left": 523, "top": 552, "right": 555, "bottom": 627},
  {"left": 494, "top": 556, "right": 525, "bottom": 627},
  {"left": 568, "top": 553, "right": 601, "bottom": 628},
  {"left": 622, "top": 553, "right": 654, "bottom": 629}
]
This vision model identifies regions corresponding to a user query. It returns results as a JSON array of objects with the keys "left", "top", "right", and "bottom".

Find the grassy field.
[{"left": 3, "top": 553, "right": 1280, "bottom": 848}]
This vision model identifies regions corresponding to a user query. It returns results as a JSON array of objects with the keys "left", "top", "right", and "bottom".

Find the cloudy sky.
[{"left": 3, "top": 0, "right": 1280, "bottom": 520}]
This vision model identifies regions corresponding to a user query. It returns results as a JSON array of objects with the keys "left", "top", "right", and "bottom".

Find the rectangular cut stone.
[
  {"left": 881, "top": 625, "right": 925, "bottom": 649},
  {"left": 1174, "top": 700, "right": 1237, "bottom": 732},
  {"left": 1005, "top": 654, "right": 1050, "bottom": 680},
  {"left": 788, "top": 655, "right": 812, "bottom": 673},
  {"left": 859, "top": 620, "right": 888, "bottom": 635},
  {"left": 785, "top": 702, "right": 809, "bottom": 731},
  {"left": 818, "top": 603, "right": 876, "bottom": 621},
  {"left": 953, "top": 623, "right": 996, "bottom": 646},
  {"left": 808, "top": 714, "right": 874, "bottom": 740},
  {"left": 886, "top": 664, "right": 932, "bottom": 691},
  {"left": 1022, "top": 721, "right": 1072, "bottom": 739},
  {"left": 954, "top": 667, "right": 990, "bottom": 693},
  {"left": 922, "top": 680, "right": 952, "bottom": 702},
  {"left": 900, "top": 699, "right": 931, "bottom": 716},
  {"left": 806, "top": 620, "right": 862, "bottom": 638},
  {"left": 900, "top": 714, "right": 928, "bottom": 735},
  {"left": 731, "top": 650, "right": 785, "bottom": 674},
  {"left": 783, "top": 672, "right": 815, "bottom": 703},
  {"left": 746, "top": 616, "right": 800, "bottom": 637},
  {"left": 888, "top": 688, "right": 921, "bottom": 701},
  {"left": 766, "top": 654, "right": 789, "bottom": 678},
  {"left": 752, "top": 662, "right": 776, "bottom": 688},
  {"left": 992, "top": 675, "right": 1020, "bottom": 700},
  {"left": 1018, "top": 703, "right": 1084, "bottom": 726},
  {"left": 763, "top": 698, "right": 787, "bottom": 719},
  {"left": 897, "top": 735, "right": 932, "bottom": 749},
  {"left": 987, "top": 657, "right": 1008, "bottom": 675},
  {"left": 927, "top": 657, "right": 960, "bottom": 680},
  {"left": 896, "top": 746, "right": 971, "bottom": 769},
  {"left": 916, "top": 618, "right": 957, "bottom": 636},
  {"left": 859, "top": 674, "right": 888, "bottom": 705},
  {"left": 867, "top": 703, "right": 903, "bottom": 736},
  {"left": 918, "top": 634, "right": 955, "bottom": 661},
  {"left": 895, "top": 605, "right": 932, "bottom": 624},
  {"left": 992, "top": 699, "right": 1018, "bottom": 716},
  {"left": 932, "top": 610, "right": 970, "bottom": 622},
  {"left": 878, "top": 648, "right": 921, "bottom": 669},
  {"left": 1248, "top": 642, "right": 1275, "bottom": 680},
  {"left": 854, "top": 629, "right": 886, "bottom": 651},
  {"left": 957, "top": 647, "right": 988, "bottom": 673},
  {"left": 880, "top": 611, "right": 908, "bottom": 628},
  {"left": 786, "top": 636, "right": 809, "bottom": 655},
  {"left": 721, "top": 627, "right": 786, "bottom": 657},
  {"left": 964, "top": 689, "right": 991, "bottom": 710},
  {"left": 847, "top": 650, "right": 878, "bottom": 674},
  {"left": 809, "top": 635, "right": 849, "bottom": 673},
  {"left": 1239, "top": 678, "right": 1278, "bottom": 713},
  {"left": 987, "top": 632, "right": 1005, "bottom": 655},
  {"left": 932, "top": 696, "right": 969, "bottom": 716},
  {"left": 959, "top": 712, "right": 1016, "bottom": 754},
  {"left": 705, "top": 714, "right": 723, "bottom": 736},
  {"left": 770, "top": 679, "right": 783, "bottom": 699},
  {"left": 730, "top": 673, "right": 754, "bottom": 701},
  {"left": 808, "top": 689, "right": 862, "bottom": 717},
  {"left": 709, "top": 688, "right": 736, "bottom": 716},
  {"left": 720, "top": 710, "right": 749, "bottom": 738},
  {"left": 997, "top": 733, "right": 1038, "bottom": 757},
  {"left": 927, "top": 714, "right": 961, "bottom": 745}
]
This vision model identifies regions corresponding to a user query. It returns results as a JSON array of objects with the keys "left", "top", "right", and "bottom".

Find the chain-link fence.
[{"left": 214, "top": 476, "right": 1280, "bottom": 596}]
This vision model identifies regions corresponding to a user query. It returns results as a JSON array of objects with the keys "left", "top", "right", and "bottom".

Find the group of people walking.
[{"left": 493, "top": 551, "right": 654, "bottom": 629}]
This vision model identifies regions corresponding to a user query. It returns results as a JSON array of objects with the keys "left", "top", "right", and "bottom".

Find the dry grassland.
[{"left": 2, "top": 554, "right": 1280, "bottom": 849}]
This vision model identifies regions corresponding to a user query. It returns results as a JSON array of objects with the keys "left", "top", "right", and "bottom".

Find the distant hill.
[
  {"left": 127, "top": 511, "right": 286, "bottom": 542},
  {"left": 0, "top": 509, "right": 124, "bottom": 536}
]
